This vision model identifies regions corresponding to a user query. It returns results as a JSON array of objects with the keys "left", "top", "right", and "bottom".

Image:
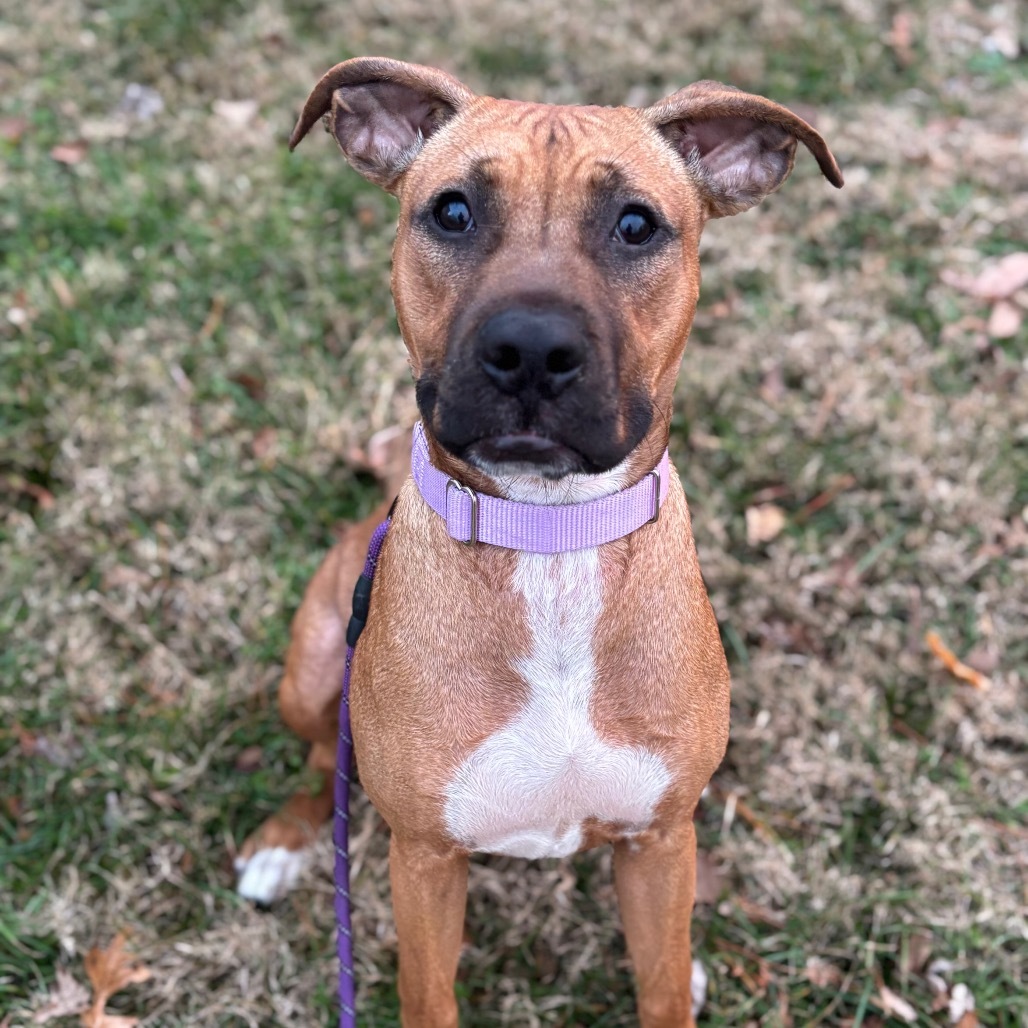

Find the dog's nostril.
[
  {"left": 491, "top": 344, "right": 521, "bottom": 373},
  {"left": 545, "top": 347, "right": 579, "bottom": 376}
]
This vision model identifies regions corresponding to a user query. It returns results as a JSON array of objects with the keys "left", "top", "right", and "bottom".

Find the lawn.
[{"left": 1, "top": 0, "right": 1025, "bottom": 1024}]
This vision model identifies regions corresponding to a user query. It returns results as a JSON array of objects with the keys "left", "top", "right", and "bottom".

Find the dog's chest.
[{"left": 443, "top": 549, "right": 671, "bottom": 858}]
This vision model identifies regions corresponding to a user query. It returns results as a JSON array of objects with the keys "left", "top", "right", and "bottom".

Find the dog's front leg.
[
  {"left": 390, "top": 834, "right": 469, "bottom": 1028},
  {"left": 614, "top": 818, "right": 703, "bottom": 1027}
]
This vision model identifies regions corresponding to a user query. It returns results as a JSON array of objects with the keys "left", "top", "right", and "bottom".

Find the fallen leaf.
[
  {"left": 197, "top": 294, "right": 225, "bottom": 340},
  {"left": 229, "top": 371, "right": 266, "bottom": 401},
  {"left": 250, "top": 426, "right": 277, "bottom": 461},
  {"left": 234, "top": 745, "right": 263, "bottom": 773},
  {"left": 876, "top": 983, "right": 917, "bottom": 1023},
  {"left": 50, "top": 140, "right": 89, "bottom": 164},
  {"left": 101, "top": 565, "right": 152, "bottom": 590},
  {"left": 887, "top": 11, "right": 915, "bottom": 66},
  {"left": 147, "top": 789, "right": 182, "bottom": 811},
  {"left": 943, "top": 252, "right": 1028, "bottom": 301},
  {"left": 6, "top": 474, "right": 57, "bottom": 510},
  {"left": 694, "top": 849, "right": 724, "bottom": 905},
  {"left": 81, "top": 934, "right": 151, "bottom": 1028},
  {"left": 48, "top": 271, "right": 76, "bottom": 309},
  {"left": 0, "top": 116, "right": 29, "bottom": 142},
  {"left": 949, "top": 983, "right": 976, "bottom": 1024},
  {"left": 925, "top": 630, "right": 991, "bottom": 690},
  {"left": 117, "top": 83, "right": 164, "bottom": 121},
  {"left": 759, "top": 364, "right": 785, "bottom": 404},
  {"left": 745, "top": 503, "right": 787, "bottom": 546},
  {"left": 926, "top": 957, "right": 953, "bottom": 996},
  {"left": 796, "top": 474, "right": 856, "bottom": 522},
  {"left": 955, "top": 1013, "right": 978, "bottom": 1028},
  {"left": 986, "top": 300, "right": 1022, "bottom": 339},
  {"left": 903, "top": 930, "right": 933, "bottom": 976},
  {"left": 212, "top": 98, "right": 259, "bottom": 128},
  {"left": 32, "top": 968, "right": 90, "bottom": 1023},
  {"left": 805, "top": 955, "right": 843, "bottom": 989},
  {"left": 732, "top": 894, "right": 785, "bottom": 928}
]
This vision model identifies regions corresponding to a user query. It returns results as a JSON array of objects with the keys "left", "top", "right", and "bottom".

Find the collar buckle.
[
  {"left": 645, "top": 468, "right": 660, "bottom": 525},
  {"left": 446, "top": 478, "right": 479, "bottom": 545}
]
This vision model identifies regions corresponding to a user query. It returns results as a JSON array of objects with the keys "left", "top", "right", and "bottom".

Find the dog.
[{"left": 235, "top": 57, "right": 842, "bottom": 1026}]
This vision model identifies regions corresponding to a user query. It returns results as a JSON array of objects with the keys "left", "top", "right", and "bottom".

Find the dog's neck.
[{"left": 410, "top": 422, "right": 670, "bottom": 552}]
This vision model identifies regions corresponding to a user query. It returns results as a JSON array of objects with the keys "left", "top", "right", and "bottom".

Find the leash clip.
[
  {"left": 446, "top": 478, "right": 479, "bottom": 545},
  {"left": 645, "top": 468, "right": 660, "bottom": 525}
]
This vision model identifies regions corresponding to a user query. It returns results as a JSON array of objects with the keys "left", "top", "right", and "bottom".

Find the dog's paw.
[
  {"left": 235, "top": 846, "right": 308, "bottom": 905},
  {"left": 691, "top": 958, "right": 708, "bottom": 1019}
]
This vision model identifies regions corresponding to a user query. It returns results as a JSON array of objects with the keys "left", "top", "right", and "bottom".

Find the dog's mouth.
[{"left": 463, "top": 433, "right": 587, "bottom": 479}]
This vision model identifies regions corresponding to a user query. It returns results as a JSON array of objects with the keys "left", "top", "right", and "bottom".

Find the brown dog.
[{"left": 236, "top": 57, "right": 842, "bottom": 1026}]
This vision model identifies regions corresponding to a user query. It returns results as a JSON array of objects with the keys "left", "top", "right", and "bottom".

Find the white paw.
[
  {"left": 235, "top": 846, "right": 307, "bottom": 904},
  {"left": 691, "top": 958, "right": 708, "bottom": 1019}
]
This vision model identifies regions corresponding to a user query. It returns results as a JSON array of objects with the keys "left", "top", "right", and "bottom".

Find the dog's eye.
[
  {"left": 614, "top": 208, "right": 656, "bottom": 245},
  {"left": 434, "top": 193, "right": 475, "bottom": 233}
]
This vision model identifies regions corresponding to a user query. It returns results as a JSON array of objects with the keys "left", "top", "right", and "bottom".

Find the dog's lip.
[{"left": 470, "top": 433, "right": 582, "bottom": 467}]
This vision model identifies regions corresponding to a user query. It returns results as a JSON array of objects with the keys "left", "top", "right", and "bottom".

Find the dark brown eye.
[
  {"left": 615, "top": 208, "right": 656, "bottom": 245},
  {"left": 434, "top": 193, "right": 474, "bottom": 233}
]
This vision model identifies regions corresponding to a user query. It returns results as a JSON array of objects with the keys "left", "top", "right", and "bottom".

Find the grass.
[{"left": 2, "top": 0, "right": 1026, "bottom": 1024}]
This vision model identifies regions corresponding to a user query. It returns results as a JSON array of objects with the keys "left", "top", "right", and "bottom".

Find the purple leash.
[{"left": 335, "top": 515, "right": 392, "bottom": 1028}]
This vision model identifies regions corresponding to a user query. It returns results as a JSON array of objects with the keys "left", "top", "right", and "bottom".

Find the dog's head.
[{"left": 291, "top": 58, "right": 842, "bottom": 490}]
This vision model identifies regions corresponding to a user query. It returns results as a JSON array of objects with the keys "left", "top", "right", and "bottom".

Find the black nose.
[{"left": 476, "top": 306, "right": 587, "bottom": 398}]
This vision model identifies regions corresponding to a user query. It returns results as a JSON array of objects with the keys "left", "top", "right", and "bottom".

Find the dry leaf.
[
  {"left": 694, "top": 849, "right": 724, "bottom": 905},
  {"left": 32, "top": 968, "right": 90, "bottom": 1023},
  {"left": 745, "top": 503, "right": 787, "bottom": 546},
  {"left": 805, "top": 955, "right": 843, "bottom": 989},
  {"left": 4, "top": 473, "right": 56, "bottom": 510},
  {"left": 118, "top": 83, "right": 164, "bottom": 121},
  {"left": 943, "top": 252, "right": 1028, "bottom": 301},
  {"left": 81, "top": 934, "right": 151, "bottom": 1028},
  {"left": 49, "top": 271, "right": 75, "bottom": 309},
  {"left": 925, "top": 630, "right": 991, "bottom": 690},
  {"left": 986, "top": 300, "right": 1022, "bottom": 339},
  {"left": 198, "top": 294, "right": 226, "bottom": 340},
  {"left": 212, "top": 99, "right": 259, "bottom": 128},
  {"left": 229, "top": 370, "right": 266, "bottom": 401},
  {"left": 949, "top": 983, "right": 976, "bottom": 1023},
  {"left": 887, "top": 11, "right": 915, "bottom": 66},
  {"left": 0, "top": 116, "right": 29, "bottom": 142},
  {"left": 50, "top": 140, "right": 89, "bottom": 164},
  {"left": 904, "top": 930, "right": 933, "bottom": 976},
  {"left": 251, "top": 426, "right": 277, "bottom": 461},
  {"left": 234, "top": 744, "right": 264, "bottom": 773},
  {"left": 876, "top": 983, "right": 917, "bottom": 1023},
  {"left": 955, "top": 1013, "right": 978, "bottom": 1028},
  {"left": 16, "top": 724, "right": 73, "bottom": 766}
]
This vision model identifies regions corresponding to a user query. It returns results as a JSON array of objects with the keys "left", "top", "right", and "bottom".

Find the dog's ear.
[
  {"left": 289, "top": 57, "right": 475, "bottom": 191},
  {"left": 645, "top": 81, "right": 843, "bottom": 218}
]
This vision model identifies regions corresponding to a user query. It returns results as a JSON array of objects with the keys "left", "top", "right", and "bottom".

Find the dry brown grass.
[{"left": 2, "top": 0, "right": 1025, "bottom": 1024}]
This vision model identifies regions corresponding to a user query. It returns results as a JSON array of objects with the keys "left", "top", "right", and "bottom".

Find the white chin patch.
[
  {"left": 235, "top": 846, "right": 307, "bottom": 905},
  {"left": 692, "top": 958, "right": 708, "bottom": 1018}
]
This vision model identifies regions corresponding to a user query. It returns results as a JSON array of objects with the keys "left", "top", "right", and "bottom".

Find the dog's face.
[
  {"left": 393, "top": 100, "right": 706, "bottom": 479},
  {"left": 291, "top": 59, "right": 842, "bottom": 481}
]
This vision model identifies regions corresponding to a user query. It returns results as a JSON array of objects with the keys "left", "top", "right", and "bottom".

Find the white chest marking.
[{"left": 443, "top": 549, "right": 672, "bottom": 859}]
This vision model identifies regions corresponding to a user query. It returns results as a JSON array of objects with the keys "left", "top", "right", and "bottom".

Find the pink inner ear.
[
  {"left": 677, "top": 115, "right": 794, "bottom": 198},
  {"left": 336, "top": 82, "right": 442, "bottom": 172}
]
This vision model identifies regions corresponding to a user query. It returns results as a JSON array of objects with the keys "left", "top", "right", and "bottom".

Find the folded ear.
[
  {"left": 645, "top": 81, "right": 843, "bottom": 218},
  {"left": 289, "top": 57, "right": 476, "bottom": 191}
]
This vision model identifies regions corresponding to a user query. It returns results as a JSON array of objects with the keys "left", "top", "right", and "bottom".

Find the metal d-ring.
[
  {"left": 446, "top": 478, "right": 479, "bottom": 545},
  {"left": 645, "top": 469, "right": 660, "bottom": 524}
]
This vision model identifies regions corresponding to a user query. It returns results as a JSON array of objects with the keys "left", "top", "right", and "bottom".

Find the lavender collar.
[{"left": 410, "top": 422, "right": 670, "bottom": 553}]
